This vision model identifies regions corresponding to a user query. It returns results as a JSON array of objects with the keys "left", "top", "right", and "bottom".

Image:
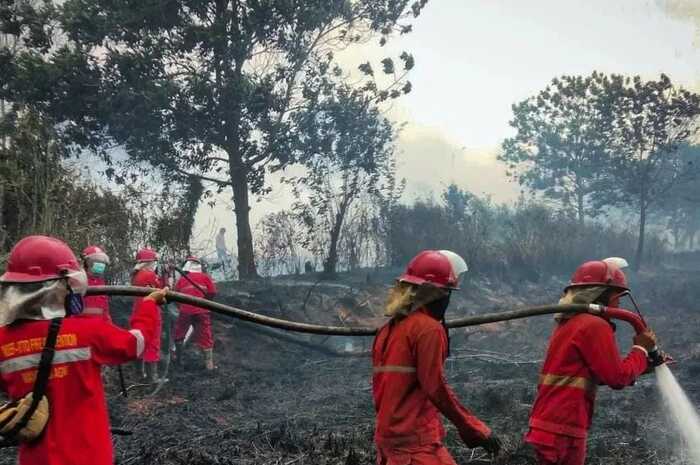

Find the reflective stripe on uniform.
[
  {"left": 0, "top": 347, "right": 92, "bottom": 375},
  {"left": 82, "top": 307, "right": 105, "bottom": 315},
  {"left": 539, "top": 373, "right": 595, "bottom": 391},
  {"left": 373, "top": 365, "right": 416, "bottom": 374},
  {"left": 129, "top": 329, "right": 145, "bottom": 356}
]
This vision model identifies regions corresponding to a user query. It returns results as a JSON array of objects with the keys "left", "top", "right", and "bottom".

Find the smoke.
[
  {"left": 655, "top": 364, "right": 700, "bottom": 463},
  {"left": 657, "top": 0, "right": 700, "bottom": 47}
]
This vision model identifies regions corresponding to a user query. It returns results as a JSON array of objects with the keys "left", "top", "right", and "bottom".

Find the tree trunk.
[
  {"left": 690, "top": 229, "right": 697, "bottom": 250},
  {"left": 324, "top": 199, "right": 351, "bottom": 277},
  {"left": 672, "top": 223, "right": 680, "bottom": 250},
  {"left": 229, "top": 165, "right": 257, "bottom": 279},
  {"left": 576, "top": 189, "right": 585, "bottom": 227},
  {"left": 633, "top": 202, "right": 647, "bottom": 271},
  {"left": 0, "top": 181, "right": 5, "bottom": 251},
  {"left": 324, "top": 215, "right": 344, "bottom": 277}
]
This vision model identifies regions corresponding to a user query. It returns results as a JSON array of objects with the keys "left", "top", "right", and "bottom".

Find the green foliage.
[
  {"left": 385, "top": 185, "right": 668, "bottom": 278},
  {"left": 0, "top": 0, "right": 427, "bottom": 279},
  {"left": 0, "top": 109, "right": 141, "bottom": 276},
  {"left": 500, "top": 73, "right": 615, "bottom": 224},
  {"left": 601, "top": 74, "right": 700, "bottom": 268},
  {"left": 254, "top": 211, "right": 303, "bottom": 277},
  {"left": 655, "top": 144, "right": 700, "bottom": 250},
  {"left": 286, "top": 85, "right": 397, "bottom": 276},
  {"left": 151, "top": 176, "right": 204, "bottom": 258},
  {"left": 501, "top": 72, "right": 700, "bottom": 269}
]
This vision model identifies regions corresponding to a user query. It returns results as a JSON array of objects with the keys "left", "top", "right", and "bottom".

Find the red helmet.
[
  {"left": 1, "top": 235, "right": 81, "bottom": 283},
  {"left": 566, "top": 258, "right": 629, "bottom": 291},
  {"left": 398, "top": 250, "right": 468, "bottom": 290},
  {"left": 135, "top": 248, "right": 158, "bottom": 263},
  {"left": 81, "top": 245, "right": 110, "bottom": 264}
]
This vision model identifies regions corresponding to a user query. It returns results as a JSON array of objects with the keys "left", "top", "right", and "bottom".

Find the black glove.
[{"left": 478, "top": 435, "right": 502, "bottom": 454}]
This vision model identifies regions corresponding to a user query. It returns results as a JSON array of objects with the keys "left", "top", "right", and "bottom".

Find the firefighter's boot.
[
  {"left": 146, "top": 362, "right": 159, "bottom": 383},
  {"left": 203, "top": 349, "right": 216, "bottom": 371},
  {"left": 175, "top": 342, "right": 184, "bottom": 368}
]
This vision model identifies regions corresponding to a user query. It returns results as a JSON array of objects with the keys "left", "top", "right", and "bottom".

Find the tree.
[
  {"left": 1, "top": 0, "right": 426, "bottom": 279},
  {"left": 288, "top": 85, "right": 396, "bottom": 276},
  {"left": 653, "top": 144, "right": 700, "bottom": 250},
  {"left": 150, "top": 176, "right": 204, "bottom": 257},
  {"left": 441, "top": 183, "right": 495, "bottom": 269},
  {"left": 500, "top": 73, "right": 614, "bottom": 225},
  {"left": 0, "top": 108, "right": 142, "bottom": 275},
  {"left": 254, "top": 211, "right": 303, "bottom": 277},
  {"left": 603, "top": 74, "right": 700, "bottom": 269}
]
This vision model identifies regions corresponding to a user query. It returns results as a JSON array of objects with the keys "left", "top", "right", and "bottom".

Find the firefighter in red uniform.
[
  {"left": 80, "top": 245, "right": 112, "bottom": 322},
  {"left": 174, "top": 256, "right": 218, "bottom": 371},
  {"left": 0, "top": 235, "right": 164, "bottom": 465},
  {"left": 526, "top": 258, "right": 657, "bottom": 465},
  {"left": 131, "top": 248, "right": 162, "bottom": 382},
  {"left": 373, "top": 250, "right": 502, "bottom": 465}
]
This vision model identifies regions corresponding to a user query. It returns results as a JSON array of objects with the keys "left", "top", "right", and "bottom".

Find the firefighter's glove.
[
  {"left": 472, "top": 434, "right": 502, "bottom": 455},
  {"left": 0, "top": 393, "right": 49, "bottom": 442},
  {"left": 633, "top": 330, "right": 657, "bottom": 353},
  {"left": 145, "top": 287, "right": 168, "bottom": 305}
]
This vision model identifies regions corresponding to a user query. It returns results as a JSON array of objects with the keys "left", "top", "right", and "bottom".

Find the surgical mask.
[
  {"left": 91, "top": 262, "right": 107, "bottom": 275},
  {"left": 64, "top": 284, "right": 84, "bottom": 316}
]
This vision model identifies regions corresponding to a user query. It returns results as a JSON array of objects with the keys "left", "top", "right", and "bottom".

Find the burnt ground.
[{"left": 2, "top": 267, "right": 700, "bottom": 464}]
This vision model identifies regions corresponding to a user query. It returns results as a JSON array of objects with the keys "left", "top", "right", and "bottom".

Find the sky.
[{"left": 192, "top": 0, "right": 700, "bottom": 254}]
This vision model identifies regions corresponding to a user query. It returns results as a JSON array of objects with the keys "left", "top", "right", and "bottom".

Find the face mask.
[
  {"left": 64, "top": 285, "right": 84, "bottom": 316},
  {"left": 426, "top": 293, "right": 451, "bottom": 320},
  {"left": 91, "top": 262, "right": 107, "bottom": 275}
]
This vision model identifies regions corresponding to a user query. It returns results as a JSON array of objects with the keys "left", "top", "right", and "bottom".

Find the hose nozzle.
[{"left": 648, "top": 347, "right": 672, "bottom": 367}]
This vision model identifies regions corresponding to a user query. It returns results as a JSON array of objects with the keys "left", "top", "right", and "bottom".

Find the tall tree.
[
  {"left": 603, "top": 74, "right": 700, "bottom": 269},
  {"left": 500, "top": 73, "right": 616, "bottom": 225},
  {"left": 1, "top": 0, "right": 425, "bottom": 279},
  {"left": 650, "top": 144, "right": 700, "bottom": 250},
  {"left": 288, "top": 84, "right": 396, "bottom": 276}
]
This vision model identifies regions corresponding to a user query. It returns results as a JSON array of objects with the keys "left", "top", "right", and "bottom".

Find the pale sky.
[{"left": 193, "top": 0, "right": 700, "bottom": 254}]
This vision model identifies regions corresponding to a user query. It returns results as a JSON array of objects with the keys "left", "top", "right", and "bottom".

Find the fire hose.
[{"left": 87, "top": 285, "right": 656, "bottom": 338}]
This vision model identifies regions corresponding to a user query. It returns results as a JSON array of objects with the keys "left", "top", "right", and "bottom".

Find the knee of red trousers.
[
  {"left": 143, "top": 344, "right": 161, "bottom": 362},
  {"left": 174, "top": 314, "right": 192, "bottom": 341},
  {"left": 376, "top": 443, "right": 457, "bottom": 465},
  {"left": 143, "top": 319, "right": 162, "bottom": 362},
  {"left": 526, "top": 429, "right": 586, "bottom": 465},
  {"left": 194, "top": 314, "right": 214, "bottom": 349}
]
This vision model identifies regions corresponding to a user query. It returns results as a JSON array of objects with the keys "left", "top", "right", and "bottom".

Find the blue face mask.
[
  {"left": 91, "top": 262, "right": 107, "bottom": 275},
  {"left": 65, "top": 288, "right": 84, "bottom": 316}
]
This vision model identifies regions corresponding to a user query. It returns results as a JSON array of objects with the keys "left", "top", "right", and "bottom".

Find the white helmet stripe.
[
  {"left": 603, "top": 257, "right": 629, "bottom": 269},
  {"left": 84, "top": 252, "right": 110, "bottom": 264},
  {"left": 438, "top": 250, "right": 469, "bottom": 275}
]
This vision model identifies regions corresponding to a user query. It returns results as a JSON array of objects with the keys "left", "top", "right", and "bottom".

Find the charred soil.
[{"left": 2, "top": 268, "right": 699, "bottom": 464}]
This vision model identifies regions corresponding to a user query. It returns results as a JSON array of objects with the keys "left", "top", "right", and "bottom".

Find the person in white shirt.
[{"left": 215, "top": 228, "right": 229, "bottom": 272}]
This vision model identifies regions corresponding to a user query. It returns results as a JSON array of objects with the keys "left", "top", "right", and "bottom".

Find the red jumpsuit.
[
  {"left": 174, "top": 272, "right": 217, "bottom": 349},
  {"left": 131, "top": 269, "right": 162, "bottom": 362},
  {"left": 0, "top": 299, "right": 158, "bottom": 465},
  {"left": 82, "top": 274, "right": 111, "bottom": 322},
  {"left": 373, "top": 308, "right": 491, "bottom": 465},
  {"left": 526, "top": 313, "right": 648, "bottom": 465}
]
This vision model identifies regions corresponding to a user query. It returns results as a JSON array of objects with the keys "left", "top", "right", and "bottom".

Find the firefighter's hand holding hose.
[
  {"left": 633, "top": 329, "right": 657, "bottom": 353},
  {"left": 144, "top": 287, "right": 169, "bottom": 304},
  {"left": 634, "top": 329, "right": 671, "bottom": 371},
  {"left": 472, "top": 434, "right": 503, "bottom": 455}
]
